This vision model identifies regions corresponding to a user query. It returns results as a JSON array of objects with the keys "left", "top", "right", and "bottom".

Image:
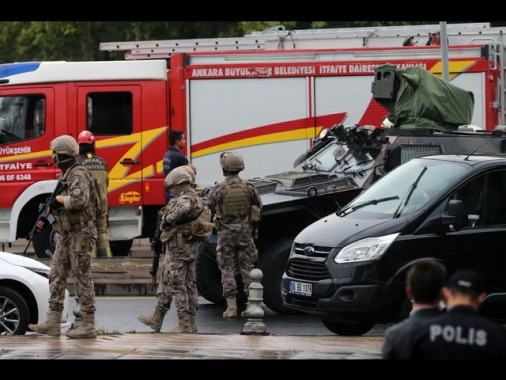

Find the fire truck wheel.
[
  {"left": 196, "top": 241, "right": 247, "bottom": 307},
  {"left": 257, "top": 236, "right": 298, "bottom": 315},
  {"left": 32, "top": 225, "right": 57, "bottom": 259}
]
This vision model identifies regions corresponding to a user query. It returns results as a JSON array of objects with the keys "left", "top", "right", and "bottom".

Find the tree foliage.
[{"left": 0, "top": 21, "right": 464, "bottom": 63}]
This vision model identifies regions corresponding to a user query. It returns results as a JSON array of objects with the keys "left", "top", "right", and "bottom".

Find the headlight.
[
  {"left": 334, "top": 233, "right": 399, "bottom": 263},
  {"left": 25, "top": 266, "right": 50, "bottom": 279}
]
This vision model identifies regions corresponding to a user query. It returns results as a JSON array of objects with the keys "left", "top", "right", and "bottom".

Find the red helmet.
[{"left": 78, "top": 130, "right": 95, "bottom": 144}]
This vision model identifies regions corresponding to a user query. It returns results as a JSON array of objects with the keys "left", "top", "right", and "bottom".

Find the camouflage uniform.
[
  {"left": 161, "top": 182, "right": 200, "bottom": 332},
  {"left": 50, "top": 165, "right": 97, "bottom": 316},
  {"left": 29, "top": 135, "right": 98, "bottom": 339},
  {"left": 137, "top": 165, "right": 198, "bottom": 333},
  {"left": 78, "top": 152, "right": 111, "bottom": 258},
  {"left": 154, "top": 252, "right": 173, "bottom": 314},
  {"left": 154, "top": 158, "right": 191, "bottom": 315},
  {"left": 207, "top": 174, "right": 262, "bottom": 300}
]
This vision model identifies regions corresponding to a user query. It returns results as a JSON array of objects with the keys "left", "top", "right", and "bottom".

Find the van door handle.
[{"left": 120, "top": 159, "right": 140, "bottom": 165}]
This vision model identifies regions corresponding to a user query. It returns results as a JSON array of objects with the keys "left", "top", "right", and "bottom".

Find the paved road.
[{"left": 76, "top": 296, "right": 389, "bottom": 336}]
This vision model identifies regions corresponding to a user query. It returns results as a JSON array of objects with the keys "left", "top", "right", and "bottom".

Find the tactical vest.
[
  {"left": 217, "top": 180, "right": 251, "bottom": 218},
  {"left": 78, "top": 153, "right": 109, "bottom": 210},
  {"left": 52, "top": 165, "right": 99, "bottom": 233}
]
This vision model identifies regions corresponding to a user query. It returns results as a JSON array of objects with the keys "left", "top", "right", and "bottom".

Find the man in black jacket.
[
  {"left": 409, "top": 270, "right": 506, "bottom": 359},
  {"left": 382, "top": 260, "right": 446, "bottom": 359}
]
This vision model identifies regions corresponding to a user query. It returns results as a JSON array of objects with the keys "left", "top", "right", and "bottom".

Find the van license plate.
[{"left": 289, "top": 281, "right": 312, "bottom": 296}]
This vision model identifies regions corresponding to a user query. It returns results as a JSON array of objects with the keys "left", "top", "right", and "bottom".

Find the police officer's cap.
[{"left": 447, "top": 270, "right": 484, "bottom": 293}]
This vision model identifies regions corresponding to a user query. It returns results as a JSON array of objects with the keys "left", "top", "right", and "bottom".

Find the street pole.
[{"left": 440, "top": 21, "right": 449, "bottom": 82}]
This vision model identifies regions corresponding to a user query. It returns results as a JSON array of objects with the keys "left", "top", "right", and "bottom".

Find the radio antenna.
[{"left": 465, "top": 138, "right": 493, "bottom": 160}]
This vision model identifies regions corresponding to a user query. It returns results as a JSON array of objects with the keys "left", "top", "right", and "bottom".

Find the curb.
[{"left": 8, "top": 238, "right": 158, "bottom": 296}]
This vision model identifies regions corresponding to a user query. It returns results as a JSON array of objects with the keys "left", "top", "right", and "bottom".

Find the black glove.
[{"left": 48, "top": 198, "right": 61, "bottom": 210}]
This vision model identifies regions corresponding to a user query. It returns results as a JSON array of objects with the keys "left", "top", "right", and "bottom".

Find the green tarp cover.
[{"left": 375, "top": 64, "right": 474, "bottom": 132}]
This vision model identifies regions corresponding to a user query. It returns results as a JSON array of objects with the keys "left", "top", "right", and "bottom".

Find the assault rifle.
[
  {"left": 149, "top": 210, "right": 163, "bottom": 290},
  {"left": 23, "top": 179, "right": 68, "bottom": 255}
]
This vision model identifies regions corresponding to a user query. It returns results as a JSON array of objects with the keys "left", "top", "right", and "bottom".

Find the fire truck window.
[
  {"left": 87, "top": 92, "right": 133, "bottom": 135},
  {"left": 0, "top": 100, "right": 24, "bottom": 142},
  {"left": 0, "top": 95, "right": 44, "bottom": 144},
  {"left": 32, "top": 99, "right": 45, "bottom": 137}
]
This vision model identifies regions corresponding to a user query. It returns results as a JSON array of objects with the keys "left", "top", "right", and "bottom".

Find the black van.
[{"left": 281, "top": 154, "right": 506, "bottom": 336}]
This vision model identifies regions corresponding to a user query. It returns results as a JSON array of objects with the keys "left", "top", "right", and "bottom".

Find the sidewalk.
[{"left": 0, "top": 332, "right": 384, "bottom": 360}]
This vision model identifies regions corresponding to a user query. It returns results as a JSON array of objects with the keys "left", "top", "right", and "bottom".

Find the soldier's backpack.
[
  {"left": 188, "top": 204, "right": 213, "bottom": 241},
  {"left": 160, "top": 191, "right": 214, "bottom": 242}
]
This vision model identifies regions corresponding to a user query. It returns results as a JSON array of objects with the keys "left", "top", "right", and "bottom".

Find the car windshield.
[
  {"left": 343, "top": 157, "right": 469, "bottom": 217},
  {"left": 300, "top": 141, "right": 341, "bottom": 171}
]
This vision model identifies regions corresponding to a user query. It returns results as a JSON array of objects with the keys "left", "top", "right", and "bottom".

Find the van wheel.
[
  {"left": 196, "top": 241, "right": 246, "bottom": 306},
  {"left": 257, "top": 236, "right": 298, "bottom": 315},
  {"left": 321, "top": 319, "right": 375, "bottom": 336},
  {"left": 33, "top": 225, "right": 57, "bottom": 259},
  {"left": 110, "top": 240, "right": 133, "bottom": 257}
]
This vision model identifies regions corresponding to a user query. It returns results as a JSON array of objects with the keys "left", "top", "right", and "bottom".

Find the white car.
[{"left": 0, "top": 251, "right": 70, "bottom": 335}]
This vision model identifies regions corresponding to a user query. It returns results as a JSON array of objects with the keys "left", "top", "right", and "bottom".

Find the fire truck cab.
[{"left": 0, "top": 60, "right": 169, "bottom": 257}]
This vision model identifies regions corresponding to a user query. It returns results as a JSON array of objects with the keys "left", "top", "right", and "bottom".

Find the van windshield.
[{"left": 344, "top": 158, "right": 469, "bottom": 217}]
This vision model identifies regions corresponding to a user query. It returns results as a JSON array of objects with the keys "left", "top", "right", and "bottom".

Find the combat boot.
[
  {"left": 223, "top": 297, "right": 238, "bottom": 318},
  {"left": 66, "top": 311, "right": 97, "bottom": 339},
  {"left": 28, "top": 310, "right": 62, "bottom": 337},
  {"left": 137, "top": 307, "right": 166, "bottom": 332},
  {"left": 241, "top": 303, "right": 252, "bottom": 318},
  {"left": 94, "top": 247, "right": 112, "bottom": 258},
  {"left": 189, "top": 314, "right": 197, "bottom": 333},
  {"left": 166, "top": 312, "right": 192, "bottom": 334}
]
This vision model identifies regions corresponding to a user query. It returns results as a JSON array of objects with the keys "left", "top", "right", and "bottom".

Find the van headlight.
[{"left": 334, "top": 233, "right": 399, "bottom": 263}]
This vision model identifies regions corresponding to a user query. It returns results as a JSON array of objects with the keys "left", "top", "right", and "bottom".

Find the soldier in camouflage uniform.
[
  {"left": 77, "top": 130, "right": 112, "bottom": 258},
  {"left": 206, "top": 152, "right": 263, "bottom": 318},
  {"left": 139, "top": 166, "right": 200, "bottom": 333},
  {"left": 28, "top": 135, "right": 98, "bottom": 339},
  {"left": 137, "top": 165, "right": 197, "bottom": 332}
]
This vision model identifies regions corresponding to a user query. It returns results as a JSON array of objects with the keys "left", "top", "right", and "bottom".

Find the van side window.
[
  {"left": 87, "top": 92, "right": 133, "bottom": 135},
  {"left": 452, "top": 170, "right": 506, "bottom": 227},
  {"left": 482, "top": 171, "right": 506, "bottom": 226}
]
